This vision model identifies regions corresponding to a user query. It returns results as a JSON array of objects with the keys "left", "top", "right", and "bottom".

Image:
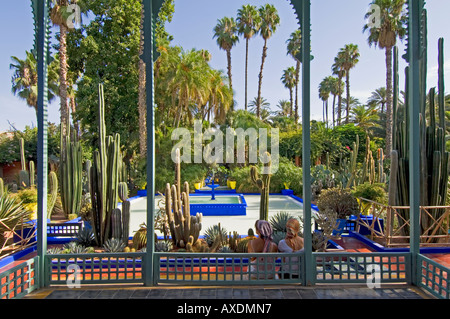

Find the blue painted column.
[
  {"left": 36, "top": 0, "right": 50, "bottom": 288},
  {"left": 407, "top": 0, "right": 422, "bottom": 285},
  {"left": 300, "top": 0, "right": 313, "bottom": 286},
  {"left": 143, "top": 0, "right": 156, "bottom": 286}
]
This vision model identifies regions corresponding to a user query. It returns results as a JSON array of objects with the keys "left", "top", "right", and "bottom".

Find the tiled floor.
[
  {"left": 425, "top": 253, "right": 450, "bottom": 268},
  {"left": 26, "top": 285, "right": 430, "bottom": 299}
]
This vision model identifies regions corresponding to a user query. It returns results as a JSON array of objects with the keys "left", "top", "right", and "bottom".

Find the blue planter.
[
  {"left": 13, "top": 220, "right": 40, "bottom": 244},
  {"left": 332, "top": 218, "right": 348, "bottom": 236},
  {"left": 281, "top": 189, "right": 294, "bottom": 195},
  {"left": 357, "top": 215, "right": 384, "bottom": 235}
]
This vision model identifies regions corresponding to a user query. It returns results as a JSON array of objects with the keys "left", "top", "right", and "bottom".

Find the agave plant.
[
  {"left": 0, "top": 193, "right": 29, "bottom": 233},
  {"left": 47, "top": 247, "right": 63, "bottom": 254},
  {"left": 62, "top": 241, "right": 93, "bottom": 254},
  {"left": 155, "top": 240, "right": 173, "bottom": 252},
  {"left": 75, "top": 226, "right": 95, "bottom": 247},
  {"left": 103, "top": 237, "right": 126, "bottom": 253},
  {"left": 203, "top": 224, "right": 228, "bottom": 247},
  {"left": 269, "top": 211, "right": 295, "bottom": 233}
]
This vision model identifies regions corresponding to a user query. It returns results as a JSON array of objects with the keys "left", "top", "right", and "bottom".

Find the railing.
[
  {"left": 45, "top": 252, "right": 145, "bottom": 286},
  {"left": 418, "top": 254, "right": 450, "bottom": 299},
  {"left": 313, "top": 252, "right": 411, "bottom": 284},
  {"left": 0, "top": 218, "right": 37, "bottom": 259},
  {"left": 0, "top": 256, "right": 39, "bottom": 299},
  {"left": 154, "top": 252, "right": 304, "bottom": 285},
  {"left": 356, "top": 198, "right": 450, "bottom": 247}
]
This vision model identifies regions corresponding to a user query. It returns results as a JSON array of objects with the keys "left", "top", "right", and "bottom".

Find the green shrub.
[
  {"left": 270, "top": 157, "right": 303, "bottom": 195},
  {"left": 230, "top": 157, "right": 302, "bottom": 195},
  {"left": 317, "top": 187, "right": 359, "bottom": 219},
  {"left": 352, "top": 182, "right": 387, "bottom": 204}
]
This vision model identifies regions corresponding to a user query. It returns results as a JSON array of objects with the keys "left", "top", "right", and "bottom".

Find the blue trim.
[
  {"left": 0, "top": 246, "right": 37, "bottom": 270},
  {"left": 348, "top": 231, "right": 450, "bottom": 254}
]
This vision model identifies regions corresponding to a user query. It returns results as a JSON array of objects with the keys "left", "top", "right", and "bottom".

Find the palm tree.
[
  {"left": 337, "top": 44, "right": 360, "bottom": 124},
  {"left": 368, "top": 87, "right": 387, "bottom": 112},
  {"left": 350, "top": 104, "right": 379, "bottom": 136},
  {"left": 165, "top": 49, "right": 210, "bottom": 127},
  {"left": 363, "top": 0, "right": 407, "bottom": 157},
  {"left": 249, "top": 96, "right": 270, "bottom": 115},
  {"left": 286, "top": 29, "right": 302, "bottom": 123},
  {"left": 10, "top": 51, "right": 60, "bottom": 117},
  {"left": 213, "top": 17, "right": 239, "bottom": 97},
  {"left": 332, "top": 55, "right": 346, "bottom": 125},
  {"left": 237, "top": 4, "right": 261, "bottom": 111},
  {"left": 203, "top": 69, "right": 233, "bottom": 124},
  {"left": 50, "top": 0, "right": 88, "bottom": 143},
  {"left": 328, "top": 76, "right": 342, "bottom": 127},
  {"left": 281, "top": 66, "right": 296, "bottom": 116},
  {"left": 276, "top": 100, "right": 291, "bottom": 117},
  {"left": 256, "top": 4, "right": 280, "bottom": 119},
  {"left": 319, "top": 77, "right": 333, "bottom": 126}
]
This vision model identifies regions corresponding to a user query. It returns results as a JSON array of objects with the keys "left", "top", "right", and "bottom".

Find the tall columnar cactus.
[
  {"left": 29, "top": 161, "right": 35, "bottom": 187},
  {"left": 0, "top": 178, "right": 4, "bottom": 197},
  {"left": 118, "top": 181, "right": 130, "bottom": 244},
  {"left": 19, "top": 138, "right": 29, "bottom": 188},
  {"left": 389, "top": 38, "right": 450, "bottom": 238},
  {"left": 60, "top": 125, "right": 83, "bottom": 219},
  {"left": 346, "top": 135, "right": 359, "bottom": 189},
  {"left": 90, "top": 84, "right": 124, "bottom": 246},
  {"left": 47, "top": 171, "right": 58, "bottom": 219},
  {"left": 250, "top": 152, "right": 272, "bottom": 221},
  {"left": 163, "top": 148, "right": 202, "bottom": 248}
]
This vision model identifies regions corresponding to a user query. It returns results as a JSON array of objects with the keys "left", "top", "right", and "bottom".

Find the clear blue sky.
[{"left": 1, "top": 1, "right": 449, "bottom": 132}]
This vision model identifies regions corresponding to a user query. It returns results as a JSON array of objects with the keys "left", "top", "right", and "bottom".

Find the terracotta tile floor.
[
  {"left": 424, "top": 253, "right": 450, "bottom": 268},
  {"left": 334, "top": 236, "right": 376, "bottom": 253}
]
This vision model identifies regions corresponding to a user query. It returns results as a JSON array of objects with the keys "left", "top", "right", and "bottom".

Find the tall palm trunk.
[
  {"left": 345, "top": 72, "right": 350, "bottom": 124},
  {"left": 138, "top": 59, "right": 146, "bottom": 155},
  {"left": 226, "top": 49, "right": 233, "bottom": 89},
  {"left": 294, "top": 60, "right": 300, "bottom": 123},
  {"left": 69, "top": 96, "right": 79, "bottom": 139},
  {"left": 244, "top": 38, "right": 249, "bottom": 111},
  {"left": 289, "top": 87, "right": 293, "bottom": 117},
  {"left": 337, "top": 75, "right": 343, "bottom": 125},
  {"left": 257, "top": 39, "right": 268, "bottom": 118},
  {"left": 138, "top": 5, "right": 146, "bottom": 156},
  {"left": 385, "top": 46, "right": 393, "bottom": 159},
  {"left": 59, "top": 24, "right": 69, "bottom": 154},
  {"left": 332, "top": 94, "right": 336, "bottom": 127}
]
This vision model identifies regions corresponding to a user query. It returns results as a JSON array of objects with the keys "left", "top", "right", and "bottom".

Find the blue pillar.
[
  {"left": 300, "top": 0, "right": 313, "bottom": 286},
  {"left": 143, "top": 0, "right": 156, "bottom": 286},
  {"left": 36, "top": 0, "right": 49, "bottom": 288},
  {"left": 407, "top": 0, "right": 422, "bottom": 285}
]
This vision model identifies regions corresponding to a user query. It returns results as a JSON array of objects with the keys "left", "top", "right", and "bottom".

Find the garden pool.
[{"left": 127, "top": 194, "right": 315, "bottom": 237}]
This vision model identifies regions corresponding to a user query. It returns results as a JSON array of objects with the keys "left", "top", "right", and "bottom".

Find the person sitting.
[
  {"left": 247, "top": 220, "right": 278, "bottom": 279},
  {"left": 277, "top": 218, "right": 304, "bottom": 279}
]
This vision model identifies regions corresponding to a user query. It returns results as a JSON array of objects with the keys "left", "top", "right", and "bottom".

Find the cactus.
[
  {"left": 250, "top": 152, "right": 272, "bottom": 221},
  {"left": 47, "top": 171, "right": 58, "bottom": 219},
  {"left": 389, "top": 38, "right": 450, "bottom": 238},
  {"left": 345, "top": 135, "right": 359, "bottom": 189},
  {"left": 29, "top": 161, "right": 35, "bottom": 187},
  {"left": 163, "top": 148, "right": 202, "bottom": 248},
  {"left": 132, "top": 223, "right": 147, "bottom": 250},
  {"left": 111, "top": 208, "right": 122, "bottom": 240},
  {"left": 0, "top": 178, "right": 4, "bottom": 197},
  {"left": 119, "top": 182, "right": 130, "bottom": 244},
  {"left": 60, "top": 125, "right": 83, "bottom": 219},
  {"left": 82, "top": 160, "right": 91, "bottom": 194},
  {"left": 19, "top": 138, "right": 29, "bottom": 188},
  {"left": 90, "top": 84, "right": 124, "bottom": 246}
]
